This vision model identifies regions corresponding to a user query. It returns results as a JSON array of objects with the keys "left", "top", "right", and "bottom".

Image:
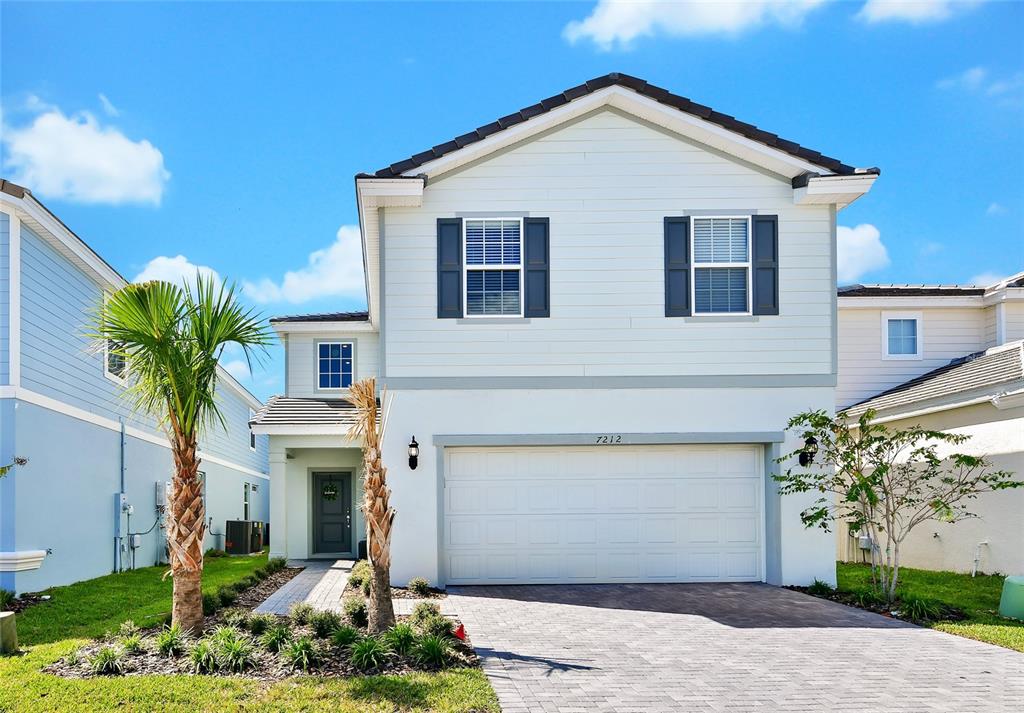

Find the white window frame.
[
  {"left": 315, "top": 340, "right": 354, "bottom": 392},
  {"left": 248, "top": 408, "right": 257, "bottom": 451},
  {"left": 462, "top": 217, "right": 524, "bottom": 318},
  {"left": 690, "top": 215, "right": 753, "bottom": 316},
  {"left": 881, "top": 311, "right": 923, "bottom": 360},
  {"left": 102, "top": 292, "right": 129, "bottom": 384},
  {"left": 243, "top": 482, "right": 251, "bottom": 521}
]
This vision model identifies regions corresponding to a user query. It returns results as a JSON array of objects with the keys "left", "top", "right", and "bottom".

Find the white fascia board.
[
  {"left": 406, "top": 86, "right": 829, "bottom": 181},
  {"left": 252, "top": 424, "right": 354, "bottom": 436},
  {"left": 983, "top": 287, "right": 1024, "bottom": 305},
  {"left": 271, "top": 321, "right": 377, "bottom": 336},
  {"left": 794, "top": 174, "right": 878, "bottom": 209},
  {"left": 355, "top": 178, "right": 425, "bottom": 206},
  {"left": 848, "top": 380, "right": 1024, "bottom": 425},
  {"left": 0, "top": 193, "right": 264, "bottom": 411},
  {"left": 993, "top": 388, "right": 1024, "bottom": 411},
  {"left": 0, "top": 550, "right": 48, "bottom": 572},
  {"left": 838, "top": 296, "right": 985, "bottom": 310}
]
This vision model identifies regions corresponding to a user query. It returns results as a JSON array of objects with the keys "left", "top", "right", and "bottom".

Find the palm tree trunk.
[{"left": 167, "top": 435, "right": 206, "bottom": 633}]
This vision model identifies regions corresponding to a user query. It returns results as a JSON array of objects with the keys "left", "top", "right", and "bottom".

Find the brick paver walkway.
[
  {"left": 254, "top": 559, "right": 352, "bottom": 615},
  {"left": 448, "top": 583, "right": 1024, "bottom": 713}
]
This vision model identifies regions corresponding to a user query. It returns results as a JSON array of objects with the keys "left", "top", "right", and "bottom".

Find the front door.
[{"left": 313, "top": 472, "right": 352, "bottom": 555}]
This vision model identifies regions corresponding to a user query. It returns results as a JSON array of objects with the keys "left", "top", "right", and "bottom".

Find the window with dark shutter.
[
  {"left": 523, "top": 217, "right": 550, "bottom": 318},
  {"left": 664, "top": 217, "right": 691, "bottom": 317},
  {"left": 437, "top": 217, "right": 463, "bottom": 318},
  {"left": 751, "top": 215, "right": 779, "bottom": 316}
]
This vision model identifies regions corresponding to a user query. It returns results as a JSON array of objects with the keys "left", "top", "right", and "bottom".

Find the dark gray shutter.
[
  {"left": 664, "top": 217, "right": 690, "bottom": 317},
  {"left": 523, "top": 217, "right": 550, "bottom": 318},
  {"left": 437, "top": 217, "right": 462, "bottom": 319},
  {"left": 751, "top": 215, "right": 779, "bottom": 316}
]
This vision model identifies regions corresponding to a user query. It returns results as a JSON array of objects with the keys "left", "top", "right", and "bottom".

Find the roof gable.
[{"left": 365, "top": 73, "right": 877, "bottom": 182}]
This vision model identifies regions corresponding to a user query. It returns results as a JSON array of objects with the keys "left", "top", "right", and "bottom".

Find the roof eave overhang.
[
  {"left": 355, "top": 176, "right": 425, "bottom": 327},
  {"left": 252, "top": 424, "right": 358, "bottom": 436},
  {"left": 271, "top": 321, "right": 378, "bottom": 336},
  {"left": 838, "top": 295, "right": 986, "bottom": 309},
  {"left": 793, "top": 173, "right": 879, "bottom": 210}
]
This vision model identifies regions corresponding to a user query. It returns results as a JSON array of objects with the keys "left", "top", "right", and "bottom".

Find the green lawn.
[
  {"left": 1, "top": 556, "right": 499, "bottom": 712},
  {"left": 837, "top": 562, "right": 1024, "bottom": 652}
]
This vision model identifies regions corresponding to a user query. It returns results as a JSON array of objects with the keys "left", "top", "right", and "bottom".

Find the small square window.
[
  {"left": 883, "top": 314, "right": 922, "bottom": 359},
  {"left": 317, "top": 342, "right": 353, "bottom": 389}
]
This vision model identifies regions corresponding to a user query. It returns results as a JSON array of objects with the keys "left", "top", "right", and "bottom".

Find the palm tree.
[
  {"left": 347, "top": 377, "right": 395, "bottom": 633},
  {"left": 90, "top": 277, "right": 271, "bottom": 633}
]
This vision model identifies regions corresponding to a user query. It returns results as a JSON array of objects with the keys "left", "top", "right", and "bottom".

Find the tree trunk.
[
  {"left": 368, "top": 561, "right": 395, "bottom": 633},
  {"left": 167, "top": 435, "right": 206, "bottom": 634}
]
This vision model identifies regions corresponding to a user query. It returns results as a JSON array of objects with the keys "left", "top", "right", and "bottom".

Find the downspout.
[{"left": 113, "top": 418, "right": 126, "bottom": 573}]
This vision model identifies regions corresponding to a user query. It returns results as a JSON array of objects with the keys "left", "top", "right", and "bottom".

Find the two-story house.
[
  {"left": 0, "top": 180, "right": 270, "bottom": 595},
  {"left": 836, "top": 273, "right": 1024, "bottom": 574},
  {"left": 252, "top": 73, "right": 879, "bottom": 587}
]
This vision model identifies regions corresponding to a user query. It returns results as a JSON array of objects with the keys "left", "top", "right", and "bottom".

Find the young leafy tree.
[
  {"left": 90, "top": 278, "right": 271, "bottom": 633},
  {"left": 775, "top": 409, "right": 1022, "bottom": 604},
  {"left": 346, "top": 377, "right": 396, "bottom": 633}
]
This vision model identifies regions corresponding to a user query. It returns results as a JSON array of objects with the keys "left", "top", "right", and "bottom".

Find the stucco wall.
[
  {"left": 5, "top": 400, "right": 269, "bottom": 594},
  {"left": 837, "top": 403, "right": 1023, "bottom": 576}
]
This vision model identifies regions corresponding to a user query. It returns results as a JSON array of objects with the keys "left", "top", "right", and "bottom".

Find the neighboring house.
[
  {"left": 0, "top": 180, "right": 270, "bottom": 595},
  {"left": 252, "top": 73, "right": 879, "bottom": 588},
  {"left": 837, "top": 273, "right": 1024, "bottom": 574}
]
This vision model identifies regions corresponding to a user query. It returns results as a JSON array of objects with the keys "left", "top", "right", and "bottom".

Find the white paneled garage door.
[{"left": 442, "top": 444, "right": 764, "bottom": 585}]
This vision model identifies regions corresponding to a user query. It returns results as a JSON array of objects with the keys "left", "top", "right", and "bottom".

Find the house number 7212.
[{"left": 595, "top": 435, "right": 622, "bottom": 444}]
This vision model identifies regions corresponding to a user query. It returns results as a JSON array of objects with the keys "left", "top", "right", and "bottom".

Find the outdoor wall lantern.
[
  {"left": 408, "top": 436, "right": 419, "bottom": 470},
  {"left": 799, "top": 434, "right": 819, "bottom": 467}
]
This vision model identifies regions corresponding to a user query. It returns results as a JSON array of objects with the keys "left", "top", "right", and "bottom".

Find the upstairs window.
[
  {"left": 692, "top": 217, "right": 750, "bottom": 314},
  {"left": 243, "top": 482, "right": 251, "bottom": 521},
  {"left": 105, "top": 339, "right": 128, "bottom": 381},
  {"left": 465, "top": 218, "right": 522, "bottom": 316},
  {"left": 883, "top": 313, "right": 922, "bottom": 359},
  {"left": 248, "top": 408, "right": 256, "bottom": 451},
  {"left": 317, "top": 342, "right": 353, "bottom": 389}
]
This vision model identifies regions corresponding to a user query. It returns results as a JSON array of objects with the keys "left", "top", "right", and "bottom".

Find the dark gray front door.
[{"left": 313, "top": 472, "right": 352, "bottom": 554}]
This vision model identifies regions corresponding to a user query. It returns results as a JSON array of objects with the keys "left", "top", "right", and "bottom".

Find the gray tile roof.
[
  {"left": 250, "top": 396, "right": 361, "bottom": 428},
  {"left": 845, "top": 343, "right": 1024, "bottom": 417},
  {"left": 838, "top": 284, "right": 986, "bottom": 297},
  {"left": 270, "top": 311, "right": 369, "bottom": 324}
]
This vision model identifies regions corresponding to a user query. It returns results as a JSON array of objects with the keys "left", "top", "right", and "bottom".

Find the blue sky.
[{"left": 2, "top": 0, "right": 1022, "bottom": 400}]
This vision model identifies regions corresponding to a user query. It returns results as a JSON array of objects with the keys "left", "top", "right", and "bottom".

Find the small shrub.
[
  {"left": 350, "top": 636, "right": 390, "bottom": 671},
  {"left": 120, "top": 634, "right": 143, "bottom": 654},
  {"left": 267, "top": 557, "right": 287, "bottom": 573},
  {"left": 89, "top": 646, "right": 125, "bottom": 675},
  {"left": 64, "top": 649, "right": 81, "bottom": 666},
  {"left": 413, "top": 634, "right": 451, "bottom": 668},
  {"left": 331, "top": 625, "right": 362, "bottom": 650},
  {"left": 155, "top": 623, "right": 186, "bottom": 657},
  {"left": 807, "top": 579, "right": 835, "bottom": 596},
  {"left": 361, "top": 578, "right": 371, "bottom": 597},
  {"left": 253, "top": 567, "right": 270, "bottom": 581},
  {"left": 211, "top": 625, "right": 242, "bottom": 646},
  {"left": 309, "top": 609, "right": 343, "bottom": 638},
  {"left": 260, "top": 623, "right": 292, "bottom": 652},
  {"left": 218, "top": 636, "right": 257, "bottom": 672},
  {"left": 248, "top": 613, "right": 276, "bottom": 636},
  {"left": 222, "top": 608, "right": 250, "bottom": 630},
  {"left": 202, "top": 592, "right": 221, "bottom": 616},
  {"left": 190, "top": 639, "right": 220, "bottom": 674},
  {"left": 283, "top": 636, "right": 320, "bottom": 672},
  {"left": 205, "top": 548, "right": 227, "bottom": 558},
  {"left": 899, "top": 595, "right": 944, "bottom": 623},
  {"left": 383, "top": 622, "right": 416, "bottom": 656},
  {"left": 419, "top": 614, "right": 455, "bottom": 640},
  {"left": 118, "top": 620, "right": 140, "bottom": 638},
  {"left": 290, "top": 601, "right": 314, "bottom": 624},
  {"left": 0, "top": 588, "right": 15, "bottom": 611},
  {"left": 347, "top": 560, "right": 371, "bottom": 589},
  {"left": 409, "top": 601, "right": 441, "bottom": 627},
  {"left": 217, "top": 585, "right": 239, "bottom": 607},
  {"left": 343, "top": 597, "right": 368, "bottom": 628},
  {"left": 407, "top": 577, "right": 431, "bottom": 597}
]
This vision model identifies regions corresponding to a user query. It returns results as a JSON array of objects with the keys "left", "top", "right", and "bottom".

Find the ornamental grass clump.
[
  {"left": 349, "top": 636, "right": 390, "bottom": 671},
  {"left": 413, "top": 634, "right": 451, "bottom": 668},
  {"left": 330, "top": 624, "right": 362, "bottom": 650},
  {"left": 309, "top": 609, "right": 343, "bottom": 638},
  {"left": 120, "top": 634, "right": 143, "bottom": 654},
  {"left": 190, "top": 639, "right": 220, "bottom": 674},
  {"left": 89, "top": 646, "right": 125, "bottom": 675},
  {"left": 283, "top": 636, "right": 320, "bottom": 672},
  {"left": 260, "top": 623, "right": 292, "bottom": 653},
  {"left": 217, "top": 636, "right": 257, "bottom": 672},
  {"left": 382, "top": 622, "right": 416, "bottom": 656},
  {"left": 247, "top": 613, "right": 276, "bottom": 636},
  {"left": 290, "top": 602, "right": 314, "bottom": 624},
  {"left": 155, "top": 623, "right": 187, "bottom": 657}
]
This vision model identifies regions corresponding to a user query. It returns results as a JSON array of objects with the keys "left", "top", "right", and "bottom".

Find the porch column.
[{"left": 269, "top": 447, "right": 288, "bottom": 559}]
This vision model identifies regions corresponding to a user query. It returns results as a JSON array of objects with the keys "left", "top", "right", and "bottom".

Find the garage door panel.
[{"left": 444, "top": 445, "right": 763, "bottom": 585}]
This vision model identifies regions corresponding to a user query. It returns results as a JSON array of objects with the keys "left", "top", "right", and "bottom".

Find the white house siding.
[
  {"left": 379, "top": 386, "right": 838, "bottom": 589},
  {"left": 836, "top": 307, "right": 986, "bottom": 410},
  {"left": 285, "top": 331, "right": 379, "bottom": 398},
  {"left": 837, "top": 403, "right": 1023, "bottom": 576},
  {"left": 984, "top": 305, "right": 998, "bottom": 348},
  {"left": 1006, "top": 301, "right": 1024, "bottom": 343},
  {"left": 382, "top": 110, "right": 835, "bottom": 379},
  {"left": 0, "top": 212, "right": 8, "bottom": 385}
]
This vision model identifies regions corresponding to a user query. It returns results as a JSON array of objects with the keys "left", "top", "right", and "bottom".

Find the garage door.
[{"left": 442, "top": 444, "right": 763, "bottom": 585}]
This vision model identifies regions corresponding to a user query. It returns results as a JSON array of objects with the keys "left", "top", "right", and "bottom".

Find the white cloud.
[
  {"left": 2, "top": 103, "right": 169, "bottom": 205},
  {"left": 967, "top": 271, "right": 1006, "bottom": 287},
  {"left": 133, "top": 255, "right": 221, "bottom": 287},
  {"left": 986, "top": 202, "right": 1007, "bottom": 216},
  {"left": 858, "top": 0, "right": 984, "bottom": 24},
  {"left": 936, "top": 67, "right": 1024, "bottom": 103},
  {"left": 221, "top": 359, "right": 251, "bottom": 381},
  {"left": 563, "top": 0, "right": 826, "bottom": 50},
  {"left": 98, "top": 93, "right": 120, "bottom": 117},
  {"left": 837, "top": 224, "right": 890, "bottom": 283},
  {"left": 919, "top": 241, "right": 943, "bottom": 257},
  {"left": 937, "top": 66, "right": 988, "bottom": 91},
  {"left": 243, "top": 225, "right": 365, "bottom": 304}
]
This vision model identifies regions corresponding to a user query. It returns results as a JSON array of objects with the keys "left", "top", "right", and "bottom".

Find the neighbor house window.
[
  {"left": 105, "top": 339, "right": 128, "bottom": 381},
  {"left": 883, "top": 313, "right": 922, "bottom": 359},
  {"left": 464, "top": 218, "right": 522, "bottom": 316},
  {"left": 248, "top": 408, "right": 257, "bottom": 451},
  {"left": 243, "top": 482, "right": 251, "bottom": 521},
  {"left": 317, "top": 342, "right": 353, "bottom": 389},
  {"left": 692, "top": 217, "right": 750, "bottom": 314}
]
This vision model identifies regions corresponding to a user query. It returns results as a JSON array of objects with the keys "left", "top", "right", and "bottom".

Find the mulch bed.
[
  {"left": 2, "top": 592, "right": 49, "bottom": 614},
  {"left": 234, "top": 566, "right": 303, "bottom": 608},
  {"left": 389, "top": 586, "right": 446, "bottom": 600},
  {"left": 786, "top": 585, "right": 967, "bottom": 624}
]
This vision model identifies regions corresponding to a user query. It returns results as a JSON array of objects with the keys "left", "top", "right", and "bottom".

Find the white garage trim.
[{"left": 436, "top": 436, "right": 778, "bottom": 586}]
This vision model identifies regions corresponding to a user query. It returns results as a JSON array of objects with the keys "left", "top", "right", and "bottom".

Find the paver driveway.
[{"left": 448, "top": 583, "right": 1024, "bottom": 713}]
